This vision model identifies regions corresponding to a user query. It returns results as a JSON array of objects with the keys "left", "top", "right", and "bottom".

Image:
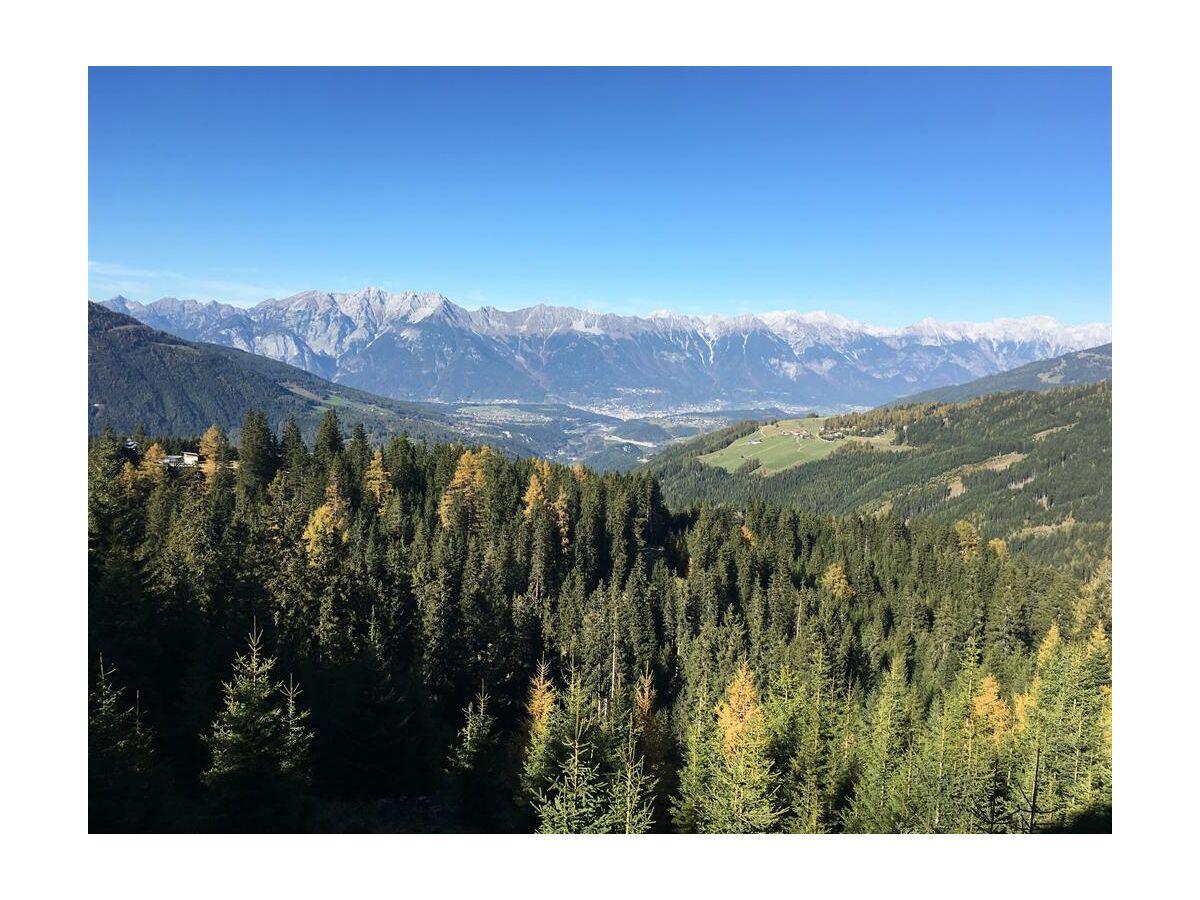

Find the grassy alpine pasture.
[{"left": 697, "top": 416, "right": 906, "bottom": 474}]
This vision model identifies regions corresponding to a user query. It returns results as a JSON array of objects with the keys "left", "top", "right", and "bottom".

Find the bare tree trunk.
[{"left": 1027, "top": 743, "right": 1042, "bottom": 834}]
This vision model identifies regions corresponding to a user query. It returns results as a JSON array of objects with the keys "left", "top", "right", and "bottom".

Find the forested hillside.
[
  {"left": 89, "top": 410, "right": 1111, "bottom": 833},
  {"left": 88, "top": 303, "right": 465, "bottom": 446},
  {"left": 646, "top": 383, "right": 1111, "bottom": 575},
  {"left": 894, "top": 344, "right": 1112, "bottom": 405}
]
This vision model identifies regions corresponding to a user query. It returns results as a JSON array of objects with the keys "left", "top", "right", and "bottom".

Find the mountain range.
[
  {"left": 90, "top": 303, "right": 473, "bottom": 446},
  {"left": 893, "top": 343, "right": 1112, "bottom": 404},
  {"left": 100, "top": 289, "right": 1111, "bottom": 414},
  {"left": 88, "top": 302, "right": 687, "bottom": 461}
]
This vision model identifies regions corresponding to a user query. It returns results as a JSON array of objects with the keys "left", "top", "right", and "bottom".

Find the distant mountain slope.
[
  {"left": 893, "top": 344, "right": 1112, "bottom": 404},
  {"left": 644, "top": 382, "right": 1111, "bottom": 574},
  {"left": 88, "top": 302, "right": 473, "bottom": 445},
  {"left": 101, "top": 289, "right": 1111, "bottom": 414}
]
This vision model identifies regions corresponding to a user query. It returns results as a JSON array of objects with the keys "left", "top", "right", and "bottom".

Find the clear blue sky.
[{"left": 89, "top": 67, "right": 1110, "bottom": 326}]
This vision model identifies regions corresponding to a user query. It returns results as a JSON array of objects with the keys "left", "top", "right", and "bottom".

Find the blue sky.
[{"left": 89, "top": 67, "right": 1110, "bottom": 326}]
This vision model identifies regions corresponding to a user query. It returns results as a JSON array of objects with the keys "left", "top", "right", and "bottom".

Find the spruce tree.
[
  {"left": 236, "top": 409, "right": 277, "bottom": 498},
  {"left": 89, "top": 656, "right": 156, "bottom": 831},
  {"left": 845, "top": 658, "right": 911, "bottom": 832},
  {"left": 673, "top": 664, "right": 780, "bottom": 833},
  {"left": 449, "top": 687, "right": 501, "bottom": 829},
  {"left": 534, "top": 672, "right": 616, "bottom": 834},
  {"left": 608, "top": 711, "right": 657, "bottom": 834},
  {"left": 202, "top": 626, "right": 313, "bottom": 830}
]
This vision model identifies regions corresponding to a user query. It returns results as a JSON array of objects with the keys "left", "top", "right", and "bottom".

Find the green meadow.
[{"left": 698, "top": 417, "right": 906, "bottom": 474}]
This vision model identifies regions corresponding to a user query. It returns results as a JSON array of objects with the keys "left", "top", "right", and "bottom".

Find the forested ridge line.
[
  {"left": 89, "top": 408, "right": 1111, "bottom": 833},
  {"left": 645, "top": 383, "right": 1111, "bottom": 576}
]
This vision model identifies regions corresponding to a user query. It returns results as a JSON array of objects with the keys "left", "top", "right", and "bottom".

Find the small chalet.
[{"left": 160, "top": 451, "right": 200, "bottom": 468}]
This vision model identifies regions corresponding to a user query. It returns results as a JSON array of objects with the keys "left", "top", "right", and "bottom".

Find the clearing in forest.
[{"left": 698, "top": 416, "right": 906, "bottom": 475}]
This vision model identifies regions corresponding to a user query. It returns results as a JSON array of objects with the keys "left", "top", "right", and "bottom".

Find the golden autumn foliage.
[
  {"left": 302, "top": 486, "right": 349, "bottom": 561},
  {"left": 551, "top": 487, "right": 571, "bottom": 547},
  {"left": 1085, "top": 622, "right": 1109, "bottom": 659},
  {"left": 634, "top": 671, "right": 663, "bottom": 771},
  {"left": 1101, "top": 685, "right": 1112, "bottom": 753},
  {"left": 571, "top": 463, "right": 588, "bottom": 483},
  {"left": 715, "top": 663, "right": 766, "bottom": 759},
  {"left": 1013, "top": 676, "right": 1039, "bottom": 733},
  {"left": 1037, "top": 622, "right": 1062, "bottom": 667},
  {"left": 740, "top": 524, "right": 757, "bottom": 546},
  {"left": 438, "top": 446, "right": 498, "bottom": 527},
  {"left": 820, "top": 563, "right": 856, "bottom": 602},
  {"left": 119, "top": 460, "right": 139, "bottom": 491},
  {"left": 1072, "top": 561, "right": 1111, "bottom": 637},
  {"left": 954, "top": 519, "right": 981, "bottom": 560},
  {"left": 522, "top": 473, "right": 546, "bottom": 516},
  {"left": 523, "top": 460, "right": 571, "bottom": 546},
  {"left": 526, "top": 660, "right": 556, "bottom": 741},
  {"left": 987, "top": 537, "right": 1008, "bottom": 559},
  {"left": 138, "top": 443, "right": 167, "bottom": 482},
  {"left": 522, "top": 459, "right": 553, "bottom": 516},
  {"left": 363, "top": 449, "right": 392, "bottom": 507},
  {"left": 1014, "top": 625, "right": 1064, "bottom": 733},
  {"left": 199, "top": 424, "right": 225, "bottom": 480},
  {"left": 971, "top": 674, "right": 1010, "bottom": 746}
]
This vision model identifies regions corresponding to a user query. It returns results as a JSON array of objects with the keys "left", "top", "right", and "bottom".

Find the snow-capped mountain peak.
[{"left": 96, "top": 287, "right": 1111, "bottom": 415}]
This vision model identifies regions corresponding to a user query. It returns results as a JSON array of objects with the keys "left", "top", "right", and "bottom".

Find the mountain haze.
[{"left": 101, "top": 289, "right": 1111, "bottom": 415}]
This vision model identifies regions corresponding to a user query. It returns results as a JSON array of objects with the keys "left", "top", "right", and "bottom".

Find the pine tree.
[
  {"left": 280, "top": 418, "right": 310, "bottom": 477},
  {"left": 765, "top": 657, "right": 839, "bottom": 833},
  {"left": 1011, "top": 623, "right": 1070, "bottom": 832},
  {"left": 670, "top": 688, "right": 721, "bottom": 833},
  {"left": 707, "top": 663, "right": 780, "bottom": 833},
  {"left": 909, "top": 645, "right": 996, "bottom": 833},
  {"left": 301, "top": 483, "right": 356, "bottom": 662}
]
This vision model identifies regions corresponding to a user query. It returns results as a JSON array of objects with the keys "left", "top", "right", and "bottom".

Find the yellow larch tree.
[
  {"left": 198, "top": 424, "right": 226, "bottom": 480},
  {"left": 954, "top": 520, "right": 981, "bottom": 561},
  {"left": 716, "top": 663, "right": 766, "bottom": 760},
  {"left": 970, "top": 674, "right": 1010, "bottom": 747},
  {"left": 519, "top": 660, "right": 559, "bottom": 804},
  {"left": 138, "top": 443, "right": 167, "bottom": 483},
  {"left": 522, "top": 458, "right": 552, "bottom": 517},
  {"left": 820, "top": 563, "right": 856, "bottom": 602},
  {"left": 438, "top": 446, "right": 497, "bottom": 527},
  {"left": 302, "top": 484, "right": 349, "bottom": 563},
  {"left": 363, "top": 449, "right": 392, "bottom": 507},
  {"left": 551, "top": 486, "right": 571, "bottom": 547},
  {"left": 527, "top": 660, "right": 556, "bottom": 741}
]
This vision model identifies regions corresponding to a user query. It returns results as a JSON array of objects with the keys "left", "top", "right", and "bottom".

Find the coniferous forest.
[{"left": 89, "top": 408, "right": 1111, "bottom": 833}]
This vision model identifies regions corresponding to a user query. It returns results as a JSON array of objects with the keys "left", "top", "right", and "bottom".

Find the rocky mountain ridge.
[{"left": 101, "top": 288, "right": 1112, "bottom": 414}]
